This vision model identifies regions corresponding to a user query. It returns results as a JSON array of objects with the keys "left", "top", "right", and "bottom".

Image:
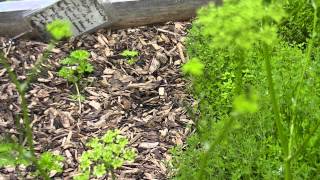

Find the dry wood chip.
[
  {"left": 174, "top": 60, "right": 181, "bottom": 65},
  {"left": 158, "top": 87, "right": 165, "bottom": 96},
  {"left": 139, "top": 142, "right": 159, "bottom": 149},
  {"left": 103, "top": 67, "right": 115, "bottom": 75},
  {"left": 88, "top": 100, "right": 101, "bottom": 111},
  {"left": 37, "top": 78, "right": 51, "bottom": 83},
  {"left": 50, "top": 48, "right": 62, "bottom": 54},
  {"left": 149, "top": 58, "right": 161, "bottom": 74},
  {"left": 156, "top": 52, "right": 168, "bottom": 64},
  {"left": 139, "top": 37, "right": 148, "bottom": 46},
  {"left": 174, "top": 22, "right": 184, "bottom": 32},
  {"left": 0, "top": 69, "right": 6, "bottom": 77},
  {"left": 37, "top": 89, "right": 50, "bottom": 98},
  {"left": 159, "top": 128, "right": 168, "bottom": 138},
  {"left": 96, "top": 34, "right": 107, "bottom": 46},
  {"left": 104, "top": 47, "right": 113, "bottom": 57},
  {"left": 127, "top": 81, "right": 158, "bottom": 90},
  {"left": 45, "top": 108, "right": 72, "bottom": 128},
  {"left": 177, "top": 43, "right": 186, "bottom": 63},
  {"left": 144, "top": 172, "right": 156, "bottom": 180},
  {"left": 160, "top": 33, "right": 170, "bottom": 43},
  {"left": 151, "top": 43, "right": 162, "bottom": 50}
]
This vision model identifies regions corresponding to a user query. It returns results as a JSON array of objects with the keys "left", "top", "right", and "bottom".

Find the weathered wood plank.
[
  {"left": 0, "top": 0, "right": 220, "bottom": 38},
  {"left": 0, "top": 0, "right": 57, "bottom": 37},
  {"left": 105, "top": 0, "right": 220, "bottom": 28},
  {"left": 27, "top": 0, "right": 112, "bottom": 38}
]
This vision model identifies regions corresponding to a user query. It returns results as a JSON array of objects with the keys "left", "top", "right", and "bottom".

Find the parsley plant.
[
  {"left": 58, "top": 50, "right": 94, "bottom": 112},
  {"left": 121, "top": 50, "right": 139, "bottom": 65},
  {"left": 75, "top": 130, "right": 136, "bottom": 180}
]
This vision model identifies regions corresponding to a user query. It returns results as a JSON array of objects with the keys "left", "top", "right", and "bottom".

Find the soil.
[{"left": 0, "top": 22, "right": 194, "bottom": 179}]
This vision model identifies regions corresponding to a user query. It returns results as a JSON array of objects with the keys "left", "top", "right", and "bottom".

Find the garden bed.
[{"left": 0, "top": 21, "right": 193, "bottom": 179}]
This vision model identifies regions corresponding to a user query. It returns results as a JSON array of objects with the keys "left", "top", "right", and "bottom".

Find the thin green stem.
[
  {"left": 111, "top": 170, "right": 116, "bottom": 180},
  {"left": 292, "top": 0, "right": 318, "bottom": 99},
  {"left": 288, "top": 115, "right": 295, "bottom": 159},
  {"left": 24, "top": 43, "right": 54, "bottom": 90},
  {"left": 287, "top": 118, "right": 320, "bottom": 162},
  {"left": 263, "top": 46, "right": 289, "bottom": 179},
  {"left": 0, "top": 53, "right": 24, "bottom": 143},
  {"left": 20, "top": 92, "right": 49, "bottom": 180},
  {"left": 197, "top": 117, "right": 233, "bottom": 179},
  {"left": 0, "top": 45, "right": 54, "bottom": 179},
  {"left": 0, "top": 53, "right": 22, "bottom": 91},
  {"left": 287, "top": 0, "right": 318, "bottom": 164},
  {"left": 74, "top": 82, "right": 82, "bottom": 113}
]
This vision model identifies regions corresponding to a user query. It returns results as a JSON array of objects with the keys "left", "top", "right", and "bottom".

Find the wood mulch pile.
[{"left": 0, "top": 22, "right": 194, "bottom": 180}]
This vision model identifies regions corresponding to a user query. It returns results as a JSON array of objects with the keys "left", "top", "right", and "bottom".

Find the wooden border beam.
[{"left": 0, "top": 0, "right": 220, "bottom": 39}]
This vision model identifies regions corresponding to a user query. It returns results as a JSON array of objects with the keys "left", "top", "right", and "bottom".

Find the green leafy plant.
[
  {"left": 58, "top": 50, "right": 93, "bottom": 113},
  {"left": 75, "top": 130, "right": 136, "bottom": 180},
  {"left": 121, "top": 50, "right": 139, "bottom": 65},
  {"left": 172, "top": 0, "right": 320, "bottom": 179},
  {"left": 0, "top": 142, "right": 32, "bottom": 167},
  {"left": 278, "top": 0, "right": 320, "bottom": 46},
  {"left": 0, "top": 19, "right": 72, "bottom": 179},
  {"left": 35, "top": 152, "right": 64, "bottom": 177},
  {"left": 46, "top": 19, "right": 73, "bottom": 41},
  {"left": 182, "top": 58, "right": 204, "bottom": 76}
]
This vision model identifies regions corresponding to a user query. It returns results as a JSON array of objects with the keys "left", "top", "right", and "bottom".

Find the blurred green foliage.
[
  {"left": 46, "top": 19, "right": 72, "bottom": 41},
  {"left": 172, "top": 0, "right": 320, "bottom": 179},
  {"left": 278, "top": 0, "right": 320, "bottom": 46}
]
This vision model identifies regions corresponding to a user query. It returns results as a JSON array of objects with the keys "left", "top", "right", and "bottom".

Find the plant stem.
[
  {"left": 25, "top": 43, "right": 54, "bottom": 88},
  {"left": 0, "top": 53, "right": 25, "bottom": 143},
  {"left": 197, "top": 117, "right": 233, "bottom": 179},
  {"left": 0, "top": 47, "right": 53, "bottom": 179},
  {"left": 263, "top": 46, "right": 289, "bottom": 179},
  {"left": 287, "top": 119, "right": 320, "bottom": 162},
  {"left": 111, "top": 170, "right": 116, "bottom": 180},
  {"left": 20, "top": 91, "right": 49, "bottom": 180},
  {"left": 74, "top": 82, "right": 82, "bottom": 113},
  {"left": 287, "top": 0, "right": 318, "bottom": 164},
  {"left": 293, "top": 0, "right": 318, "bottom": 97}
]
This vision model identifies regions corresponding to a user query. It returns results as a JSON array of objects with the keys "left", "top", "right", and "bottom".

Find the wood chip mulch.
[{"left": 0, "top": 22, "right": 194, "bottom": 180}]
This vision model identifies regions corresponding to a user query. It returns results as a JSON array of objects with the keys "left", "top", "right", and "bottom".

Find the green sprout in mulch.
[{"left": 58, "top": 49, "right": 94, "bottom": 113}]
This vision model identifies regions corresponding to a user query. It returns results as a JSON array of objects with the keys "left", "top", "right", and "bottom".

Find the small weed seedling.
[
  {"left": 58, "top": 50, "right": 94, "bottom": 113},
  {"left": 121, "top": 50, "right": 139, "bottom": 65},
  {"left": 75, "top": 130, "right": 136, "bottom": 180}
]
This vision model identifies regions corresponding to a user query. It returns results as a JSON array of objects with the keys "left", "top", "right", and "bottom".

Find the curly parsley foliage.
[
  {"left": 75, "top": 130, "right": 136, "bottom": 179},
  {"left": 58, "top": 50, "right": 93, "bottom": 82},
  {"left": 121, "top": 50, "right": 139, "bottom": 58},
  {"left": 58, "top": 49, "right": 93, "bottom": 111},
  {"left": 121, "top": 50, "right": 139, "bottom": 65},
  {"left": 35, "top": 152, "right": 64, "bottom": 177}
]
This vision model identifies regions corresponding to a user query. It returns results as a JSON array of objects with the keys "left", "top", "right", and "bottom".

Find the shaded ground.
[{"left": 0, "top": 22, "right": 193, "bottom": 179}]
